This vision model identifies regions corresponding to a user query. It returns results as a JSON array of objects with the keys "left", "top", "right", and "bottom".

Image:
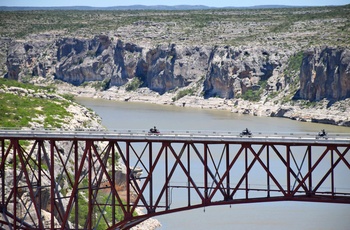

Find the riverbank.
[{"left": 55, "top": 82, "right": 350, "bottom": 127}]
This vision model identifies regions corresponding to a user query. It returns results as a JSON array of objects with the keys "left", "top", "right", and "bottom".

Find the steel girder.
[{"left": 0, "top": 137, "right": 349, "bottom": 229}]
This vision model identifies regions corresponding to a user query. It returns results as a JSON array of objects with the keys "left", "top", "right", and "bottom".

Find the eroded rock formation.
[
  {"left": 298, "top": 47, "right": 350, "bottom": 101},
  {"left": 3, "top": 35, "right": 350, "bottom": 102}
]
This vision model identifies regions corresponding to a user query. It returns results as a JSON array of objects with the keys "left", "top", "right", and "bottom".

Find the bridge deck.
[{"left": 0, "top": 128, "right": 349, "bottom": 145}]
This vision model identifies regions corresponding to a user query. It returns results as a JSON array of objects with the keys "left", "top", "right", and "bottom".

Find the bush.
[
  {"left": 61, "top": 93, "right": 75, "bottom": 102},
  {"left": 240, "top": 89, "right": 261, "bottom": 102},
  {"left": 125, "top": 77, "right": 142, "bottom": 91},
  {"left": 172, "top": 88, "right": 195, "bottom": 101}
]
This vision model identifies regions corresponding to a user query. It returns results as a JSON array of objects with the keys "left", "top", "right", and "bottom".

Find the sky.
[{"left": 0, "top": 0, "right": 349, "bottom": 7}]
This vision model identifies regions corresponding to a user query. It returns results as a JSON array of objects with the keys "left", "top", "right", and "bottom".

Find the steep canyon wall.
[
  {"left": 298, "top": 47, "right": 350, "bottom": 101},
  {"left": 4, "top": 34, "right": 350, "bottom": 101}
]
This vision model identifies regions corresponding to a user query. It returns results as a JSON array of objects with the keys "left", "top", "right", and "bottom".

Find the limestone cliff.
[
  {"left": 4, "top": 35, "right": 286, "bottom": 98},
  {"left": 5, "top": 34, "right": 57, "bottom": 81},
  {"left": 54, "top": 36, "right": 202, "bottom": 93},
  {"left": 203, "top": 46, "right": 283, "bottom": 98},
  {"left": 3, "top": 35, "right": 350, "bottom": 103},
  {"left": 297, "top": 47, "right": 350, "bottom": 101}
]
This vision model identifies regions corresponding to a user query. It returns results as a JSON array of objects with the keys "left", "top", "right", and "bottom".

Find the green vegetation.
[
  {"left": 0, "top": 93, "right": 72, "bottom": 128},
  {"left": 267, "top": 91, "right": 279, "bottom": 100},
  {"left": 0, "top": 5, "right": 348, "bottom": 48},
  {"left": 240, "top": 89, "right": 261, "bottom": 102},
  {"left": 279, "top": 51, "right": 304, "bottom": 104},
  {"left": 107, "top": 154, "right": 120, "bottom": 166},
  {"left": 284, "top": 51, "right": 304, "bottom": 76},
  {"left": 0, "top": 78, "right": 72, "bottom": 128},
  {"left": 0, "top": 78, "right": 56, "bottom": 92},
  {"left": 61, "top": 93, "right": 75, "bottom": 102},
  {"left": 69, "top": 190, "right": 136, "bottom": 229},
  {"left": 90, "top": 79, "right": 111, "bottom": 91},
  {"left": 125, "top": 77, "right": 143, "bottom": 91},
  {"left": 172, "top": 88, "right": 195, "bottom": 101},
  {"left": 239, "top": 80, "right": 268, "bottom": 102}
]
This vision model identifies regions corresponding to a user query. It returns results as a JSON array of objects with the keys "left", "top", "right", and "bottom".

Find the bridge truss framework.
[{"left": 0, "top": 131, "right": 349, "bottom": 229}]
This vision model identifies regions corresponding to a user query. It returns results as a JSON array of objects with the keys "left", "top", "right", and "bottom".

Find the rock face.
[
  {"left": 5, "top": 34, "right": 58, "bottom": 81},
  {"left": 4, "top": 35, "right": 350, "bottom": 102},
  {"left": 203, "top": 46, "right": 282, "bottom": 98},
  {"left": 298, "top": 47, "right": 350, "bottom": 101},
  {"left": 5, "top": 41, "right": 25, "bottom": 80},
  {"left": 54, "top": 36, "right": 202, "bottom": 93},
  {"left": 5, "top": 35, "right": 285, "bottom": 98},
  {"left": 55, "top": 35, "right": 117, "bottom": 85}
]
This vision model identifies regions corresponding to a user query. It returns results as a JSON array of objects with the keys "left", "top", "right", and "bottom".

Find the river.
[{"left": 77, "top": 97, "right": 350, "bottom": 230}]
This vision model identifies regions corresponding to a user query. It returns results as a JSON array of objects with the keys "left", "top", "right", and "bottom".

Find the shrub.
[
  {"left": 240, "top": 89, "right": 261, "bottom": 102},
  {"left": 125, "top": 77, "right": 142, "bottom": 91},
  {"left": 172, "top": 88, "right": 195, "bottom": 101}
]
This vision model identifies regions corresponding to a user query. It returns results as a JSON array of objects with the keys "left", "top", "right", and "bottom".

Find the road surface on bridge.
[{"left": 0, "top": 128, "right": 349, "bottom": 145}]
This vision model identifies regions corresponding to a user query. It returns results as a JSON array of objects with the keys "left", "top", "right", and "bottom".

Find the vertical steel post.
[
  {"left": 126, "top": 141, "right": 131, "bottom": 219},
  {"left": 149, "top": 142, "right": 153, "bottom": 210},
  {"left": 165, "top": 142, "right": 169, "bottom": 209},
  {"left": 226, "top": 143, "right": 230, "bottom": 200},
  {"left": 187, "top": 143, "right": 191, "bottom": 206},
  {"left": 1, "top": 139, "right": 5, "bottom": 211},
  {"left": 308, "top": 145, "right": 312, "bottom": 195},
  {"left": 37, "top": 141, "right": 42, "bottom": 227},
  {"left": 245, "top": 144, "right": 249, "bottom": 199},
  {"left": 286, "top": 145, "right": 291, "bottom": 196},
  {"left": 88, "top": 140, "right": 93, "bottom": 229},
  {"left": 13, "top": 139, "right": 17, "bottom": 230},
  {"left": 204, "top": 143, "right": 208, "bottom": 204},
  {"left": 111, "top": 141, "right": 116, "bottom": 226},
  {"left": 50, "top": 140, "right": 55, "bottom": 229},
  {"left": 74, "top": 140, "right": 79, "bottom": 229},
  {"left": 267, "top": 144, "right": 270, "bottom": 198},
  {"left": 331, "top": 147, "right": 334, "bottom": 197}
]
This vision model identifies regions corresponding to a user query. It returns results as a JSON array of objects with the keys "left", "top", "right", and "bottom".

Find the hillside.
[{"left": 0, "top": 78, "right": 101, "bottom": 129}]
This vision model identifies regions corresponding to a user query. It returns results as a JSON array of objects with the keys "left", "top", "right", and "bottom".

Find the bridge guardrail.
[{"left": 0, "top": 128, "right": 350, "bottom": 143}]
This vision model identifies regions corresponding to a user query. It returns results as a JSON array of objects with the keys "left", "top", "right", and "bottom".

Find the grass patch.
[
  {"left": 0, "top": 93, "right": 72, "bottom": 128},
  {"left": 61, "top": 93, "right": 75, "bottom": 102},
  {"left": 0, "top": 78, "right": 56, "bottom": 92},
  {"left": 0, "top": 79, "right": 72, "bottom": 128}
]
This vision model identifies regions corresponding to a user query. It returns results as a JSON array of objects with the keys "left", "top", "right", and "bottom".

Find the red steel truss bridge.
[{"left": 0, "top": 129, "right": 349, "bottom": 229}]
